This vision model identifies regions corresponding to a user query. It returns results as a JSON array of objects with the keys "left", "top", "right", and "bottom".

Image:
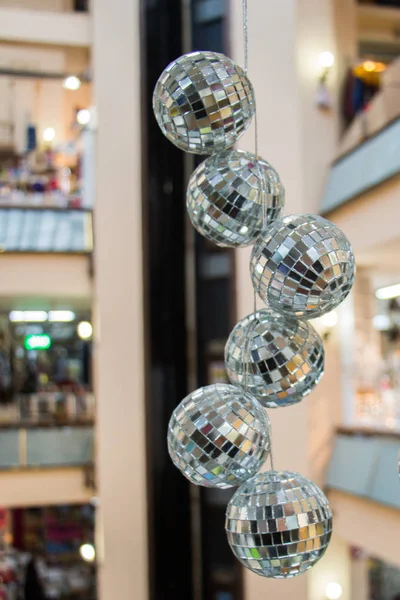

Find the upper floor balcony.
[
  {"left": 0, "top": 390, "right": 94, "bottom": 507},
  {"left": 0, "top": 1, "right": 91, "bottom": 48}
]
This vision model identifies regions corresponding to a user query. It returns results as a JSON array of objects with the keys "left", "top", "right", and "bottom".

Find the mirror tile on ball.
[
  {"left": 167, "top": 384, "right": 270, "bottom": 489},
  {"left": 187, "top": 149, "right": 285, "bottom": 247},
  {"left": 153, "top": 51, "right": 255, "bottom": 154},
  {"left": 225, "top": 309, "right": 324, "bottom": 408},
  {"left": 250, "top": 214, "right": 355, "bottom": 319},
  {"left": 225, "top": 471, "right": 333, "bottom": 578}
]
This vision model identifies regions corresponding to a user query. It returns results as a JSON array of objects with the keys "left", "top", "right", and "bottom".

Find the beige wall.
[
  {"left": 0, "top": 255, "right": 92, "bottom": 301},
  {"left": 0, "top": 6, "right": 91, "bottom": 47},
  {"left": 330, "top": 490, "right": 400, "bottom": 569},
  {"left": 0, "top": 468, "right": 92, "bottom": 507},
  {"left": 0, "top": 0, "right": 73, "bottom": 11}
]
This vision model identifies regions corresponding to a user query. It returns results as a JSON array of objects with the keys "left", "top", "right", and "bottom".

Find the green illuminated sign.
[{"left": 24, "top": 334, "right": 52, "bottom": 351}]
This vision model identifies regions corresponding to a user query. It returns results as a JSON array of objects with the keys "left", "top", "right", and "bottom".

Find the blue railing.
[
  {"left": 321, "top": 118, "right": 400, "bottom": 214},
  {"left": 0, "top": 207, "right": 93, "bottom": 253},
  {"left": 0, "top": 426, "right": 93, "bottom": 469},
  {"left": 327, "top": 430, "right": 400, "bottom": 509}
]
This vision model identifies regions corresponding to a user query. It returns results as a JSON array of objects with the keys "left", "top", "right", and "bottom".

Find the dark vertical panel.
[
  {"left": 191, "top": 2, "right": 244, "bottom": 599},
  {"left": 141, "top": 1, "right": 193, "bottom": 600}
]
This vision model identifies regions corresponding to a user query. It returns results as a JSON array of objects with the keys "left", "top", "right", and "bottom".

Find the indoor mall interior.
[{"left": 0, "top": 0, "right": 398, "bottom": 599}]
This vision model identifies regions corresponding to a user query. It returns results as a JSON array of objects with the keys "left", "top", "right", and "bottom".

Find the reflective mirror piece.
[
  {"left": 250, "top": 214, "right": 355, "bottom": 319},
  {"left": 168, "top": 383, "right": 270, "bottom": 489},
  {"left": 187, "top": 149, "right": 285, "bottom": 247},
  {"left": 225, "top": 470, "right": 333, "bottom": 578},
  {"left": 225, "top": 309, "right": 324, "bottom": 408},
  {"left": 153, "top": 51, "right": 255, "bottom": 155}
]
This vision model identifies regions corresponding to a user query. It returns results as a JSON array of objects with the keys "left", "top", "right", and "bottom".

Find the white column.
[
  {"left": 93, "top": 1, "right": 148, "bottom": 599},
  {"left": 351, "top": 554, "right": 369, "bottom": 600},
  {"left": 229, "top": 1, "right": 341, "bottom": 599},
  {"left": 309, "top": 533, "right": 352, "bottom": 600}
]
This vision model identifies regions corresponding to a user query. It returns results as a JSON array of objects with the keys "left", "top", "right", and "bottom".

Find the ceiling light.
[
  {"left": 77, "top": 109, "right": 91, "bottom": 126},
  {"left": 375, "top": 283, "right": 400, "bottom": 300},
  {"left": 77, "top": 321, "right": 93, "bottom": 340},
  {"left": 319, "top": 51, "right": 334, "bottom": 69},
  {"left": 325, "top": 582, "right": 342, "bottom": 600},
  {"left": 320, "top": 310, "right": 338, "bottom": 328},
  {"left": 9, "top": 311, "right": 48, "bottom": 323},
  {"left": 79, "top": 543, "right": 95, "bottom": 562},
  {"left": 363, "top": 60, "right": 376, "bottom": 73},
  {"left": 48, "top": 310, "right": 75, "bottom": 322},
  {"left": 43, "top": 127, "right": 55, "bottom": 143},
  {"left": 373, "top": 314, "right": 390, "bottom": 331},
  {"left": 63, "top": 75, "right": 81, "bottom": 91},
  {"left": 312, "top": 310, "right": 338, "bottom": 334}
]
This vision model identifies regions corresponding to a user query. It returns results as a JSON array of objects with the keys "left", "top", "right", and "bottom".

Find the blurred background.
[{"left": 0, "top": 0, "right": 397, "bottom": 599}]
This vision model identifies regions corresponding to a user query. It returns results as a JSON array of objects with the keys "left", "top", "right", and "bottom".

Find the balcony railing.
[
  {"left": 0, "top": 392, "right": 94, "bottom": 469},
  {"left": 0, "top": 392, "right": 95, "bottom": 426},
  {"left": 327, "top": 427, "right": 400, "bottom": 509},
  {"left": 0, "top": 207, "right": 93, "bottom": 253},
  {"left": 0, "top": 426, "right": 93, "bottom": 469}
]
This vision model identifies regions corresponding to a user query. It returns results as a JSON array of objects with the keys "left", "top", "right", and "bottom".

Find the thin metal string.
[
  {"left": 242, "top": 0, "right": 249, "bottom": 73},
  {"left": 254, "top": 106, "right": 259, "bottom": 159},
  {"left": 243, "top": 313, "right": 259, "bottom": 390},
  {"left": 242, "top": 0, "right": 275, "bottom": 472}
]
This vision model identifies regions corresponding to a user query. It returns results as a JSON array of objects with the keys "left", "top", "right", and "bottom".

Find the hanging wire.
[
  {"left": 254, "top": 101, "right": 259, "bottom": 159},
  {"left": 242, "top": 0, "right": 275, "bottom": 472},
  {"left": 243, "top": 317, "right": 254, "bottom": 391},
  {"left": 242, "top": 0, "right": 249, "bottom": 73},
  {"left": 269, "top": 426, "right": 275, "bottom": 470}
]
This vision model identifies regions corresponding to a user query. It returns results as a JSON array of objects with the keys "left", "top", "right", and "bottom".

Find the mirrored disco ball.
[
  {"left": 250, "top": 214, "right": 355, "bottom": 319},
  {"left": 153, "top": 51, "right": 255, "bottom": 155},
  {"left": 187, "top": 149, "right": 285, "bottom": 247},
  {"left": 226, "top": 471, "right": 333, "bottom": 578},
  {"left": 168, "top": 383, "right": 270, "bottom": 489},
  {"left": 225, "top": 309, "right": 324, "bottom": 408}
]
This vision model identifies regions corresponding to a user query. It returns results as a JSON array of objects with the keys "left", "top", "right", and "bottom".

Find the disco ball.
[
  {"left": 187, "top": 149, "right": 285, "bottom": 247},
  {"left": 225, "top": 309, "right": 324, "bottom": 408},
  {"left": 167, "top": 383, "right": 270, "bottom": 489},
  {"left": 226, "top": 470, "right": 333, "bottom": 578},
  {"left": 250, "top": 214, "right": 355, "bottom": 319},
  {"left": 153, "top": 51, "right": 255, "bottom": 155}
]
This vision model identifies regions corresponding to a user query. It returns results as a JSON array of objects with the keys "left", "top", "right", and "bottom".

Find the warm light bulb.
[
  {"left": 376, "top": 283, "right": 400, "bottom": 300},
  {"left": 43, "top": 127, "right": 55, "bottom": 143},
  {"left": 319, "top": 51, "right": 335, "bottom": 69},
  {"left": 77, "top": 109, "right": 91, "bottom": 126},
  {"left": 63, "top": 75, "right": 81, "bottom": 91},
  {"left": 77, "top": 321, "right": 93, "bottom": 340},
  {"left": 363, "top": 60, "right": 376, "bottom": 73},
  {"left": 79, "top": 543, "right": 95, "bottom": 562},
  {"left": 326, "top": 582, "right": 342, "bottom": 600}
]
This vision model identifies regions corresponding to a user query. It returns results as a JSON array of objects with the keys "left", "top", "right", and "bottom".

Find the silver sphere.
[
  {"left": 250, "top": 214, "right": 355, "bottom": 319},
  {"left": 226, "top": 471, "right": 333, "bottom": 578},
  {"left": 187, "top": 149, "right": 285, "bottom": 247},
  {"left": 153, "top": 51, "right": 255, "bottom": 155},
  {"left": 225, "top": 309, "right": 324, "bottom": 408},
  {"left": 167, "top": 383, "right": 270, "bottom": 489}
]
